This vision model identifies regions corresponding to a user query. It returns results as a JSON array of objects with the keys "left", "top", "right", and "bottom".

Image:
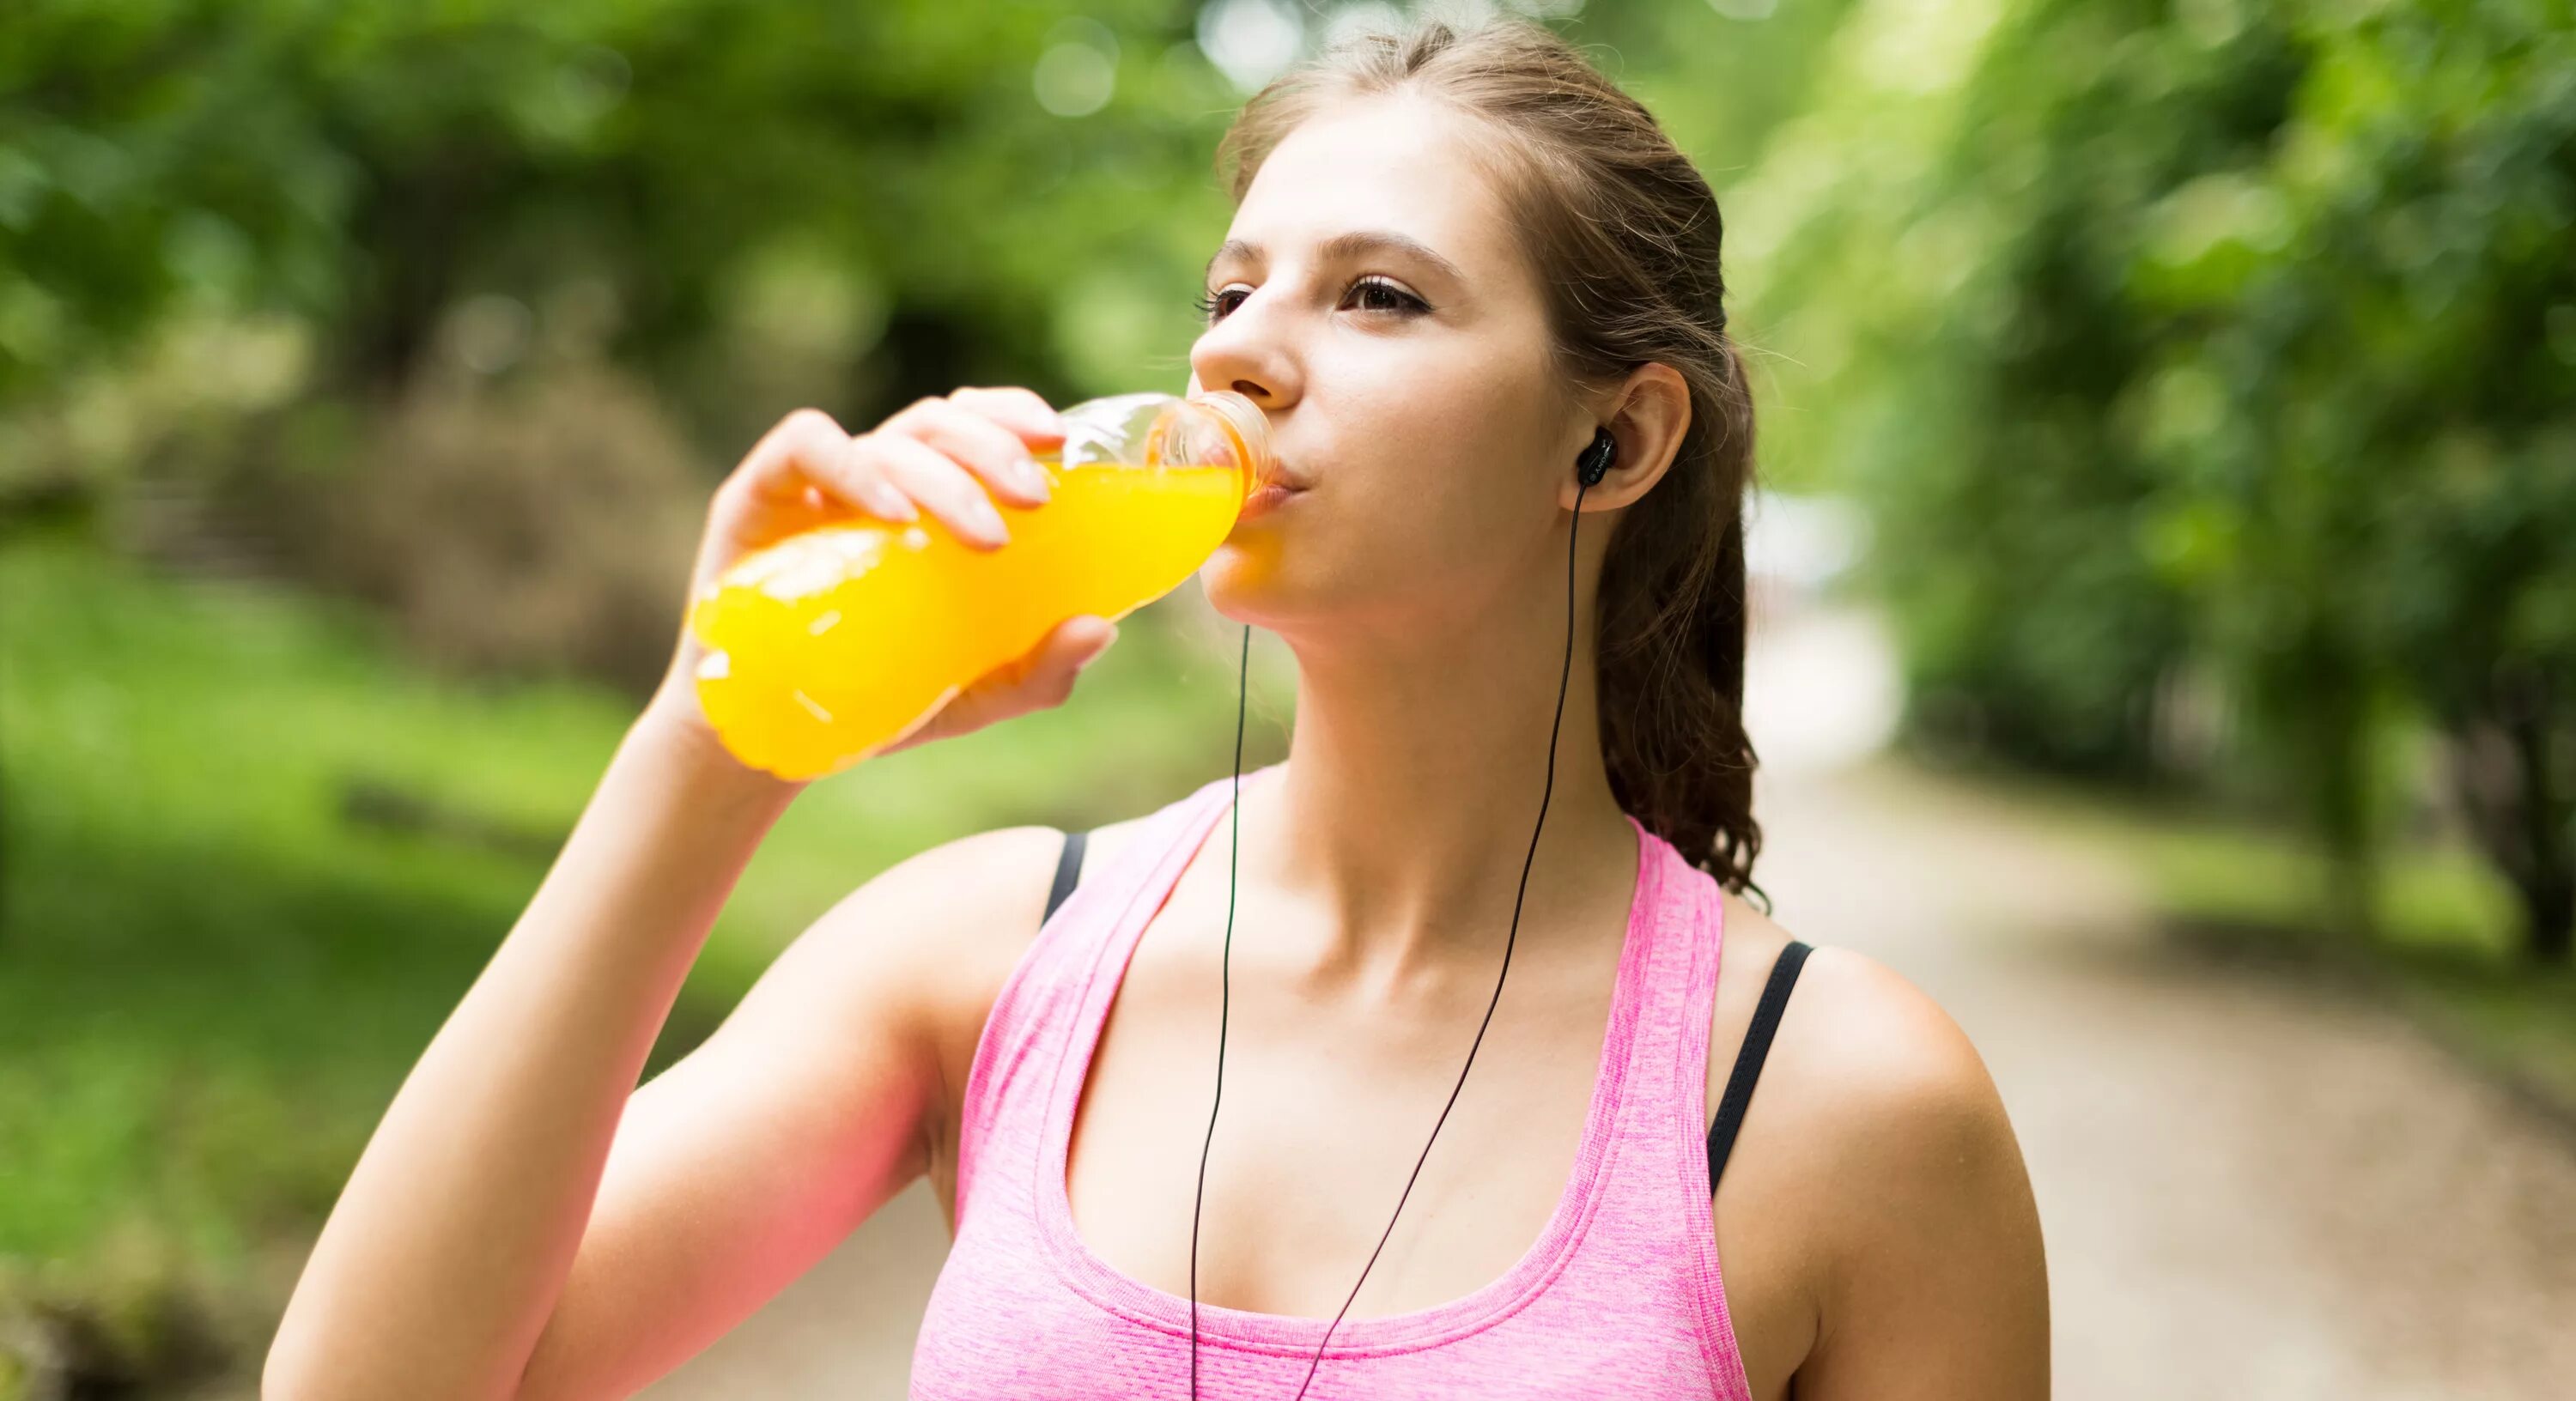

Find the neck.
[{"left": 1230, "top": 577, "right": 1637, "bottom": 975}]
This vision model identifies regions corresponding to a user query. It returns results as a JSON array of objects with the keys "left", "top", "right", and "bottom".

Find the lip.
[
  {"left": 1239, "top": 481, "right": 1306, "bottom": 519},
  {"left": 1253, "top": 458, "right": 1309, "bottom": 491}
]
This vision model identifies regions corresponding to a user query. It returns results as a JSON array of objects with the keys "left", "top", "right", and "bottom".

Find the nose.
[{"left": 1188, "top": 296, "right": 1300, "bottom": 410}]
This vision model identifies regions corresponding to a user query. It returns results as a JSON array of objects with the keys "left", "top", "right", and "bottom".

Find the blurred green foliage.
[
  {"left": 1744, "top": 0, "right": 2576, "bottom": 959},
  {"left": 0, "top": 0, "right": 1850, "bottom": 438},
  {"left": 0, "top": 0, "right": 1242, "bottom": 435}
]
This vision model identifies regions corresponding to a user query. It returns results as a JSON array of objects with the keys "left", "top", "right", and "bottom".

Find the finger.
[
  {"left": 880, "top": 616, "right": 1115, "bottom": 755},
  {"left": 1010, "top": 615, "right": 1119, "bottom": 701},
  {"left": 1018, "top": 614, "right": 1118, "bottom": 679},
  {"left": 736, "top": 413, "right": 915, "bottom": 522},
  {"left": 737, "top": 408, "right": 856, "bottom": 512},
  {"left": 948, "top": 386, "right": 1066, "bottom": 446},
  {"left": 1060, "top": 614, "right": 1120, "bottom": 667},
  {"left": 800, "top": 434, "right": 917, "bottom": 523},
  {"left": 865, "top": 431, "right": 1012, "bottom": 550},
  {"left": 960, "top": 616, "right": 1120, "bottom": 725},
  {"left": 885, "top": 396, "right": 1052, "bottom": 509}
]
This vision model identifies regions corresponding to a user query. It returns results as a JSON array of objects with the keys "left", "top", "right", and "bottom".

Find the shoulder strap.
[
  {"left": 1042, "top": 828, "right": 1089, "bottom": 927},
  {"left": 1706, "top": 939, "right": 1812, "bottom": 1193}
]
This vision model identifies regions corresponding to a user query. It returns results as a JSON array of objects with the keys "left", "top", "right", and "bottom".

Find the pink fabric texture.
[{"left": 910, "top": 762, "right": 1753, "bottom": 1399}]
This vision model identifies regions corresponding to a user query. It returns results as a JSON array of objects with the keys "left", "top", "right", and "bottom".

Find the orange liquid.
[{"left": 690, "top": 461, "right": 1244, "bottom": 780}]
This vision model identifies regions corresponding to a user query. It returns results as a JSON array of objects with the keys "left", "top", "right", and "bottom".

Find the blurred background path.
[
  {"left": 644, "top": 597, "right": 2576, "bottom": 1400},
  {"left": 1759, "top": 722, "right": 2576, "bottom": 1398}
]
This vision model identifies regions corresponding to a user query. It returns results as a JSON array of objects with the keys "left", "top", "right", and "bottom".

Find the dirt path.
[
  {"left": 1759, "top": 759, "right": 2576, "bottom": 1398},
  {"left": 643, "top": 607, "right": 2576, "bottom": 1399}
]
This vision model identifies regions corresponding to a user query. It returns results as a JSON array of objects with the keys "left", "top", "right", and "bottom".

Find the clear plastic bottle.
[{"left": 688, "top": 390, "right": 1273, "bottom": 780}]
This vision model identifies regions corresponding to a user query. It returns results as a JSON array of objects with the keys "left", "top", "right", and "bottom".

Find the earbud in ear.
[{"left": 1577, "top": 427, "right": 1617, "bottom": 488}]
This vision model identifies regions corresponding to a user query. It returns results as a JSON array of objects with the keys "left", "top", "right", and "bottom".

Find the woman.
[{"left": 268, "top": 18, "right": 2047, "bottom": 1401}]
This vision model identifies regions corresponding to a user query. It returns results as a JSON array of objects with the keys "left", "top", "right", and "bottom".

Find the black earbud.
[{"left": 1577, "top": 426, "right": 1616, "bottom": 488}]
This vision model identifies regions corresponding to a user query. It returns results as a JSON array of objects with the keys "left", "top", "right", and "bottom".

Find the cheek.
[
  {"left": 1199, "top": 470, "right": 1546, "bottom": 634},
  {"left": 1315, "top": 385, "right": 1556, "bottom": 574},
  {"left": 1318, "top": 452, "right": 1538, "bottom": 603}
]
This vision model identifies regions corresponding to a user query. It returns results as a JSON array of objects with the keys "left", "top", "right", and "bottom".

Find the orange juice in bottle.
[{"left": 688, "top": 390, "right": 1271, "bottom": 780}]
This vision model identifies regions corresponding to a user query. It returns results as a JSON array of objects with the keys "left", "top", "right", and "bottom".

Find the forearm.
[{"left": 265, "top": 704, "right": 797, "bottom": 1401}]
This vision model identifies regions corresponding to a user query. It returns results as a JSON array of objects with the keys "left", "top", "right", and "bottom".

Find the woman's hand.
[{"left": 644, "top": 386, "right": 1121, "bottom": 767}]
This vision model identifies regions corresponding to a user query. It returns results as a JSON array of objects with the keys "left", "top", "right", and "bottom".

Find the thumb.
[
  {"left": 878, "top": 615, "right": 1121, "bottom": 756},
  {"left": 1066, "top": 615, "right": 1119, "bottom": 670},
  {"left": 1012, "top": 614, "right": 1118, "bottom": 707}
]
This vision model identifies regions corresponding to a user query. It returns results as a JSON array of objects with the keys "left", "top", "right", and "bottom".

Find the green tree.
[
  {"left": 0, "top": 0, "right": 1241, "bottom": 427},
  {"left": 1746, "top": 0, "right": 2576, "bottom": 959}
]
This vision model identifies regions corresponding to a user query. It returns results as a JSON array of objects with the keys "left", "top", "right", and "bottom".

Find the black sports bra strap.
[
  {"left": 1042, "top": 828, "right": 1089, "bottom": 926},
  {"left": 1706, "top": 939, "right": 1813, "bottom": 1193}
]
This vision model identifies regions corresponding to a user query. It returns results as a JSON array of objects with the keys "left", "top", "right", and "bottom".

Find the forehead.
[{"left": 1228, "top": 96, "right": 1520, "bottom": 278}]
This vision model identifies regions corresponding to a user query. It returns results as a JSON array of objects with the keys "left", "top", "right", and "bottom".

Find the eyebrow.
[{"left": 1203, "top": 230, "right": 1469, "bottom": 288}]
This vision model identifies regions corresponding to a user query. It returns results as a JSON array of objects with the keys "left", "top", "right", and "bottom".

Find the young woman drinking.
[{"left": 268, "top": 18, "right": 2049, "bottom": 1401}]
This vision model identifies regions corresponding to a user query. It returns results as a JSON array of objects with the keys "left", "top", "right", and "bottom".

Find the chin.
[{"left": 1195, "top": 539, "right": 1311, "bottom": 633}]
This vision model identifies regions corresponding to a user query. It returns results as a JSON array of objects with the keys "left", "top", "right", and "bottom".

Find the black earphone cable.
[
  {"left": 1189, "top": 438, "right": 1606, "bottom": 1398},
  {"left": 1186, "top": 621, "right": 1251, "bottom": 1400}
]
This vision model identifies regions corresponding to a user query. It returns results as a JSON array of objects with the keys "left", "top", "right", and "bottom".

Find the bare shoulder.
[
  {"left": 1709, "top": 891, "right": 2048, "bottom": 1398},
  {"left": 1710, "top": 891, "right": 2014, "bottom": 1185},
  {"left": 779, "top": 812, "right": 1160, "bottom": 1140},
  {"left": 905, "top": 812, "right": 1154, "bottom": 1033},
  {"left": 788, "top": 822, "right": 1091, "bottom": 1080}
]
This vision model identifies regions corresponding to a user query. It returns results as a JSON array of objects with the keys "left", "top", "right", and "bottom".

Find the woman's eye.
[
  {"left": 1194, "top": 287, "right": 1249, "bottom": 322},
  {"left": 1347, "top": 277, "right": 1427, "bottom": 315},
  {"left": 1194, "top": 276, "right": 1427, "bottom": 324}
]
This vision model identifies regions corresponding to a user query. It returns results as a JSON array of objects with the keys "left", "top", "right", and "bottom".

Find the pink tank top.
[{"left": 910, "top": 763, "right": 1755, "bottom": 1399}]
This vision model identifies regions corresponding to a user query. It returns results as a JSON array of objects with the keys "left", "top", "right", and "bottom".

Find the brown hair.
[{"left": 1214, "top": 16, "right": 1765, "bottom": 898}]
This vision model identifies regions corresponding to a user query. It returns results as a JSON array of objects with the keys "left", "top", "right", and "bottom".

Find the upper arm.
[
  {"left": 512, "top": 823, "right": 1066, "bottom": 1401},
  {"left": 1789, "top": 954, "right": 2050, "bottom": 1399}
]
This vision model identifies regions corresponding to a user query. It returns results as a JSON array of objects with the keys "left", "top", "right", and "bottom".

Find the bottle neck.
[{"left": 1188, "top": 390, "right": 1274, "bottom": 505}]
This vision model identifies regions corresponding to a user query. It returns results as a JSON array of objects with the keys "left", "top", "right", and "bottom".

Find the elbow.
[
  {"left": 262, "top": 1325, "right": 368, "bottom": 1401},
  {"left": 261, "top": 1324, "right": 528, "bottom": 1401},
  {"left": 260, "top": 1313, "right": 318, "bottom": 1401}
]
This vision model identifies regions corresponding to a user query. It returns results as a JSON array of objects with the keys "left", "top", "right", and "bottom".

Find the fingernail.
[
  {"left": 969, "top": 497, "right": 1008, "bottom": 542},
  {"left": 865, "top": 479, "right": 917, "bottom": 521},
  {"left": 1013, "top": 458, "right": 1051, "bottom": 500}
]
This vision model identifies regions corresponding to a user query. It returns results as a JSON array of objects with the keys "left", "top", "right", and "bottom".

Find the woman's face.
[{"left": 1189, "top": 94, "right": 1595, "bottom": 647}]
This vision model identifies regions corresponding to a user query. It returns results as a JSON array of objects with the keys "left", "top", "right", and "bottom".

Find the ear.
[{"left": 1562, "top": 362, "right": 1692, "bottom": 512}]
